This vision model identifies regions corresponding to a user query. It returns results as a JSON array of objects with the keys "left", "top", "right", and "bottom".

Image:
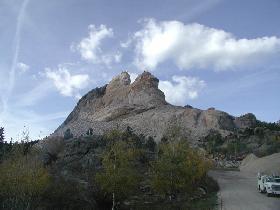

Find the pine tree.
[
  {"left": 63, "top": 128, "right": 73, "bottom": 140},
  {"left": 0, "top": 127, "right": 4, "bottom": 144}
]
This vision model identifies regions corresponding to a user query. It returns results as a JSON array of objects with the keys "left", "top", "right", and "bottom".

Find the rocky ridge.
[{"left": 53, "top": 71, "right": 257, "bottom": 143}]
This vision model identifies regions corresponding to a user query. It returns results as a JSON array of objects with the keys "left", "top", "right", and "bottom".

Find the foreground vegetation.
[
  {"left": 203, "top": 121, "right": 280, "bottom": 160},
  {"left": 0, "top": 127, "right": 218, "bottom": 209}
]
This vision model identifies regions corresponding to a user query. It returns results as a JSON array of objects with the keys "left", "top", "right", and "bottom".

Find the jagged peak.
[
  {"left": 107, "top": 71, "right": 131, "bottom": 88},
  {"left": 131, "top": 71, "right": 160, "bottom": 90},
  {"left": 135, "top": 71, "right": 156, "bottom": 81},
  {"left": 101, "top": 71, "right": 165, "bottom": 107}
]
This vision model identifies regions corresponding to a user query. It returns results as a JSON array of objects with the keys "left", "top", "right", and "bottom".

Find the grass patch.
[
  {"left": 127, "top": 192, "right": 218, "bottom": 210},
  {"left": 189, "top": 192, "right": 218, "bottom": 210}
]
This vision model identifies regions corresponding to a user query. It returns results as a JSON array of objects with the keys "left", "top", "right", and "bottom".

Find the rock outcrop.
[{"left": 53, "top": 71, "right": 257, "bottom": 143}]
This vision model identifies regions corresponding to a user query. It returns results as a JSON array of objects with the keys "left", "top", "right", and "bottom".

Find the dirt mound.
[
  {"left": 240, "top": 153, "right": 280, "bottom": 174},
  {"left": 239, "top": 153, "right": 258, "bottom": 169}
]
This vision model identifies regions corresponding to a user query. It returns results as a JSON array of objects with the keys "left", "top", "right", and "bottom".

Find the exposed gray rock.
[
  {"left": 234, "top": 113, "right": 257, "bottom": 129},
  {"left": 52, "top": 71, "right": 259, "bottom": 143}
]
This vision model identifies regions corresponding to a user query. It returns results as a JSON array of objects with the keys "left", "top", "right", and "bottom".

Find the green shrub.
[
  {"left": 255, "top": 120, "right": 280, "bottom": 131},
  {"left": 64, "top": 128, "right": 73, "bottom": 140},
  {"left": 0, "top": 127, "right": 4, "bottom": 144},
  {"left": 145, "top": 136, "right": 157, "bottom": 152},
  {"left": 0, "top": 152, "right": 50, "bottom": 209},
  {"left": 86, "top": 128, "right": 94, "bottom": 136},
  {"left": 42, "top": 177, "right": 94, "bottom": 209}
]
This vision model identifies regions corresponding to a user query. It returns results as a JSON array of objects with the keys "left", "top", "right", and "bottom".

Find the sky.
[{"left": 0, "top": 0, "right": 280, "bottom": 141}]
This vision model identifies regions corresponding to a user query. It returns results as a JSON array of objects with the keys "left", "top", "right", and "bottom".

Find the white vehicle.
[{"left": 258, "top": 173, "right": 280, "bottom": 196}]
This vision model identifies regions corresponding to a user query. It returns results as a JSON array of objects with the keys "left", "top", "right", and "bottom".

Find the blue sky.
[{"left": 0, "top": 0, "right": 280, "bottom": 140}]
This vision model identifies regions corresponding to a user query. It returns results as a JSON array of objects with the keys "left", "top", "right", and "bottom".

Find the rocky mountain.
[{"left": 53, "top": 71, "right": 257, "bottom": 144}]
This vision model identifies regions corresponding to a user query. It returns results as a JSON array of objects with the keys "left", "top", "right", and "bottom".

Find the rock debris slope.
[
  {"left": 53, "top": 71, "right": 256, "bottom": 143},
  {"left": 240, "top": 153, "right": 280, "bottom": 174}
]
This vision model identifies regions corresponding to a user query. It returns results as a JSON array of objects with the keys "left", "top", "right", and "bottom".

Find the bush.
[
  {"left": 150, "top": 140, "right": 211, "bottom": 200},
  {"left": 42, "top": 177, "right": 94, "bottom": 209},
  {"left": 64, "top": 128, "right": 73, "bottom": 140},
  {"left": 0, "top": 142, "right": 13, "bottom": 163},
  {"left": 145, "top": 136, "right": 157, "bottom": 152},
  {"left": 255, "top": 120, "right": 280, "bottom": 131},
  {"left": 0, "top": 151, "right": 50, "bottom": 209},
  {"left": 96, "top": 131, "right": 140, "bottom": 209},
  {"left": 86, "top": 128, "right": 94, "bottom": 136},
  {"left": 205, "top": 131, "right": 224, "bottom": 154},
  {"left": 41, "top": 136, "right": 65, "bottom": 165}
]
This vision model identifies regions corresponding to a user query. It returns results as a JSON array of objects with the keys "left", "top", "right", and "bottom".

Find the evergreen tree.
[
  {"left": 0, "top": 127, "right": 4, "bottom": 158},
  {"left": 63, "top": 128, "right": 73, "bottom": 140},
  {"left": 86, "top": 128, "right": 93, "bottom": 136},
  {"left": 0, "top": 127, "right": 4, "bottom": 144},
  {"left": 145, "top": 136, "right": 156, "bottom": 152}
]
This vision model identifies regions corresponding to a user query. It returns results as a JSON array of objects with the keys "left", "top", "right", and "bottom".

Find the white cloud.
[
  {"left": 73, "top": 24, "right": 121, "bottom": 66},
  {"left": 120, "top": 39, "right": 132, "bottom": 48},
  {"left": 17, "top": 62, "right": 30, "bottom": 73},
  {"left": 133, "top": 19, "right": 280, "bottom": 71},
  {"left": 159, "top": 75, "right": 206, "bottom": 105},
  {"left": 45, "top": 67, "right": 89, "bottom": 98},
  {"left": 76, "top": 24, "right": 113, "bottom": 61}
]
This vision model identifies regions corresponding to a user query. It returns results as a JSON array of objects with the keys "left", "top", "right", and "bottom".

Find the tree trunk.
[
  {"left": 112, "top": 152, "right": 116, "bottom": 210},
  {"left": 112, "top": 192, "right": 115, "bottom": 210}
]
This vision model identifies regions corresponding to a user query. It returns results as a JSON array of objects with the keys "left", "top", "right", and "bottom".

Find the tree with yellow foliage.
[
  {"left": 95, "top": 130, "right": 140, "bottom": 210},
  {"left": 150, "top": 127, "right": 211, "bottom": 200},
  {"left": 0, "top": 149, "right": 50, "bottom": 209}
]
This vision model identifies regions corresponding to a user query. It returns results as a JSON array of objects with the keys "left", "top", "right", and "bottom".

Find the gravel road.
[{"left": 209, "top": 170, "right": 280, "bottom": 210}]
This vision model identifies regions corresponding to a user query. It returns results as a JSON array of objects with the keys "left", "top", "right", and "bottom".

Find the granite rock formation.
[{"left": 53, "top": 71, "right": 257, "bottom": 143}]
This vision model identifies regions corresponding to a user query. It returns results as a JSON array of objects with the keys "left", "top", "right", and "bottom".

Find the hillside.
[{"left": 53, "top": 71, "right": 257, "bottom": 144}]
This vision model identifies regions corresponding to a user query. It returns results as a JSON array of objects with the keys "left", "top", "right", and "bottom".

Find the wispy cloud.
[
  {"left": 16, "top": 80, "right": 53, "bottom": 107},
  {"left": 1, "top": 0, "right": 30, "bottom": 116},
  {"left": 1, "top": 109, "right": 68, "bottom": 141},
  {"left": 205, "top": 67, "right": 280, "bottom": 99},
  {"left": 17, "top": 62, "right": 30, "bottom": 73},
  {"left": 176, "top": 0, "right": 223, "bottom": 21}
]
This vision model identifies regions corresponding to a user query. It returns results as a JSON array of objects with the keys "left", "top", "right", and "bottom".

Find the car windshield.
[
  {"left": 266, "top": 177, "right": 280, "bottom": 183},
  {"left": 275, "top": 178, "right": 280, "bottom": 183}
]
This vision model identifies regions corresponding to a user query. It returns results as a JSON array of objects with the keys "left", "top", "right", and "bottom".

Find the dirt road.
[{"left": 209, "top": 170, "right": 280, "bottom": 210}]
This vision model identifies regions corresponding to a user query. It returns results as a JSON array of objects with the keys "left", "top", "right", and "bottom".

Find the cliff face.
[{"left": 53, "top": 71, "right": 257, "bottom": 143}]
